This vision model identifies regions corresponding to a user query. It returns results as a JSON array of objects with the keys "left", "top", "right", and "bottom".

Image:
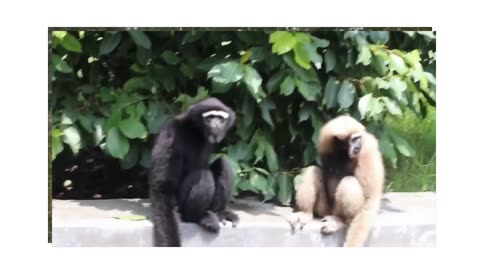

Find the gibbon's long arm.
[
  {"left": 343, "top": 132, "right": 384, "bottom": 247},
  {"left": 149, "top": 121, "right": 183, "bottom": 247}
]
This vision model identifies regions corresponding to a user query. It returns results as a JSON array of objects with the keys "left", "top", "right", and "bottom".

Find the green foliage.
[{"left": 51, "top": 30, "right": 436, "bottom": 204}]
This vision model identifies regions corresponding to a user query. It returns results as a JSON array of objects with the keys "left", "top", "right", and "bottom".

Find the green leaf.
[
  {"left": 253, "top": 140, "right": 266, "bottom": 164},
  {"left": 263, "top": 176, "right": 277, "bottom": 201},
  {"left": 208, "top": 62, "right": 245, "bottom": 83},
  {"left": 298, "top": 103, "right": 313, "bottom": 123},
  {"left": 379, "top": 134, "right": 397, "bottom": 168},
  {"left": 388, "top": 76, "right": 408, "bottom": 103},
  {"left": 390, "top": 132, "right": 416, "bottom": 157},
  {"left": 280, "top": 76, "right": 295, "bottom": 96},
  {"left": 254, "top": 167, "right": 271, "bottom": 177},
  {"left": 380, "top": 97, "right": 402, "bottom": 116},
  {"left": 52, "top": 131, "right": 64, "bottom": 161},
  {"left": 369, "top": 97, "right": 384, "bottom": 117},
  {"left": 161, "top": 50, "right": 181, "bottom": 65},
  {"left": 118, "top": 117, "right": 148, "bottom": 139},
  {"left": 389, "top": 53, "right": 408, "bottom": 74},
  {"left": 78, "top": 114, "right": 94, "bottom": 133},
  {"left": 324, "top": 49, "right": 336, "bottom": 72},
  {"left": 293, "top": 43, "right": 311, "bottom": 69},
  {"left": 59, "top": 33, "right": 82, "bottom": 53},
  {"left": 93, "top": 118, "right": 105, "bottom": 146},
  {"left": 277, "top": 174, "right": 293, "bottom": 205},
  {"left": 269, "top": 31, "right": 290, "bottom": 43},
  {"left": 242, "top": 65, "right": 266, "bottom": 103},
  {"left": 373, "top": 55, "right": 388, "bottom": 76},
  {"left": 241, "top": 93, "right": 254, "bottom": 128},
  {"left": 337, "top": 80, "right": 356, "bottom": 109},
  {"left": 52, "top": 31, "right": 67, "bottom": 40},
  {"left": 419, "top": 73, "right": 429, "bottom": 92},
  {"left": 360, "top": 77, "right": 375, "bottom": 93},
  {"left": 358, "top": 93, "right": 372, "bottom": 119},
  {"left": 404, "top": 49, "right": 421, "bottom": 67},
  {"left": 123, "top": 77, "right": 154, "bottom": 92},
  {"left": 270, "top": 31, "right": 297, "bottom": 55},
  {"left": 295, "top": 79, "right": 318, "bottom": 102},
  {"left": 51, "top": 54, "right": 73, "bottom": 73},
  {"left": 129, "top": 31, "right": 152, "bottom": 49},
  {"left": 293, "top": 173, "right": 303, "bottom": 191},
  {"left": 305, "top": 43, "right": 323, "bottom": 70},
  {"left": 145, "top": 101, "right": 167, "bottom": 134},
  {"left": 136, "top": 102, "right": 147, "bottom": 118},
  {"left": 294, "top": 33, "right": 311, "bottom": 44},
  {"left": 259, "top": 99, "right": 275, "bottom": 127},
  {"left": 211, "top": 79, "right": 232, "bottom": 94},
  {"left": 240, "top": 50, "right": 251, "bottom": 64},
  {"left": 250, "top": 173, "right": 269, "bottom": 194},
  {"left": 228, "top": 142, "right": 251, "bottom": 161},
  {"left": 264, "top": 142, "right": 279, "bottom": 173},
  {"left": 238, "top": 179, "right": 257, "bottom": 193},
  {"left": 266, "top": 70, "right": 288, "bottom": 93},
  {"left": 310, "top": 36, "right": 330, "bottom": 48},
  {"left": 61, "top": 110, "right": 77, "bottom": 125},
  {"left": 356, "top": 46, "right": 372, "bottom": 65},
  {"left": 62, "top": 126, "right": 81, "bottom": 155},
  {"left": 325, "top": 77, "right": 340, "bottom": 109},
  {"left": 369, "top": 31, "right": 389, "bottom": 44},
  {"left": 120, "top": 143, "right": 140, "bottom": 170},
  {"left": 106, "top": 127, "right": 130, "bottom": 159},
  {"left": 113, "top": 215, "right": 147, "bottom": 221},
  {"left": 282, "top": 53, "right": 319, "bottom": 83},
  {"left": 99, "top": 32, "right": 122, "bottom": 55}
]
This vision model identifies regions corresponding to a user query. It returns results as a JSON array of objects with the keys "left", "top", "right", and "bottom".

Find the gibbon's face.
[
  {"left": 334, "top": 133, "right": 363, "bottom": 159},
  {"left": 348, "top": 133, "right": 362, "bottom": 158},
  {"left": 201, "top": 110, "right": 230, "bottom": 144}
]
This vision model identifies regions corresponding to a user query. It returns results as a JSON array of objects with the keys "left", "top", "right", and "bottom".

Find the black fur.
[
  {"left": 321, "top": 137, "right": 357, "bottom": 210},
  {"left": 148, "top": 98, "right": 238, "bottom": 247}
]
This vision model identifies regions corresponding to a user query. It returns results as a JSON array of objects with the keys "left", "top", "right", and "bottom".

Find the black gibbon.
[
  {"left": 288, "top": 115, "right": 385, "bottom": 247},
  {"left": 149, "top": 98, "right": 239, "bottom": 247}
]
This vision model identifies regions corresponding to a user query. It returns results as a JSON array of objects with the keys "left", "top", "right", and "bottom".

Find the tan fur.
[
  {"left": 334, "top": 176, "right": 364, "bottom": 222},
  {"left": 289, "top": 115, "right": 385, "bottom": 247},
  {"left": 317, "top": 115, "right": 365, "bottom": 155}
]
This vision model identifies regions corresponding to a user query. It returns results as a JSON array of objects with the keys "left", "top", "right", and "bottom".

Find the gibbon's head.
[
  {"left": 317, "top": 115, "right": 366, "bottom": 158},
  {"left": 184, "top": 97, "right": 236, "bottom": 144}
]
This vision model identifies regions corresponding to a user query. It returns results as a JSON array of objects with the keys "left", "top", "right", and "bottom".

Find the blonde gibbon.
[{"left": 287, "top": 115, "right": 385, "bottom": 247}]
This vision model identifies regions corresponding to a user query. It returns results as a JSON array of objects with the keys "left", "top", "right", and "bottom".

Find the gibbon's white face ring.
[{"left": 202, "top": 110, "right": 229, "bottom": 119}]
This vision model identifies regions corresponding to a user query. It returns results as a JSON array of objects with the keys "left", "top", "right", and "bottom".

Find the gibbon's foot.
[
  {"left": 218, "top": 210, "right": 239, "bottom": 228},
  {"left": 199, "top": 211, "right": 221, "bottom": 233},
  {"left": 287, "top": 212, "right": 313, "bottom": 233},
  {"left": 320, "top": 216, "right": 345, "bottom": 235}
]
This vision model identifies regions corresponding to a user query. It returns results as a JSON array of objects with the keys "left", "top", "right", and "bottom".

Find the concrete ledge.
[{"left": 52, "top": 192, "right": 436, "bottom": 247}]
